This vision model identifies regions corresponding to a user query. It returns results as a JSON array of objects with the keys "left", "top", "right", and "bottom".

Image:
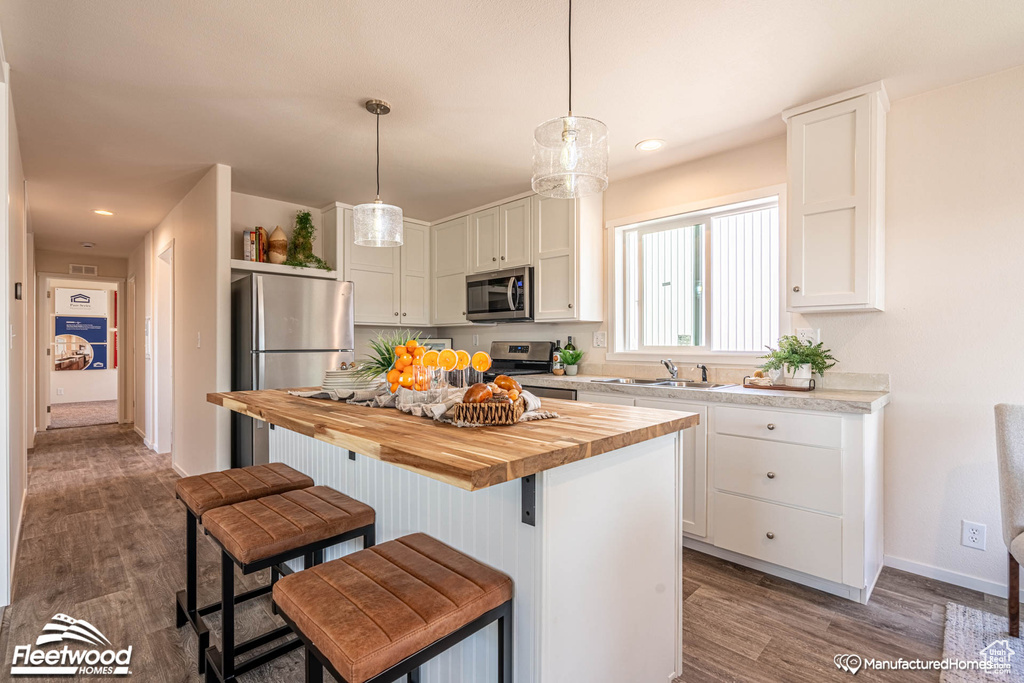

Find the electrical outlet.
[
  {"left": 593, "top": 331, "right": 607, "bottom": 348},
  {"left": 796, "top": 328, "right": 819, "bottom": 344},
  {"left": 472, "top": 334, "right": 479, "bottom": 348},
  {"left": 961, "top": 520, "right": 987, "bottom": 550},
  {"left": 57, "top": 388, "right": 64, "bottom": 396}
]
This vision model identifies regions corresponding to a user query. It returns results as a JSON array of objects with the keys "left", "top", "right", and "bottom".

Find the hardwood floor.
[{"left": 0, "top": 424, "right": 1009, "bottom": 682}]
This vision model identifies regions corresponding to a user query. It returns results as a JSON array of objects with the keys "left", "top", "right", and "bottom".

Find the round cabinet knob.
[
  {"left": 767, "top": 471, "right": 776, "bottom": 479},
  {"left": 402, "top": 312, "right": 407, "bottom": 316},
  {"left": 766, "top": 532, "right": 775, "bottom": 540},
  {"left": 394, "top": 312, "right": 399, "bottom": 316},
  {"left": 500, "top": 256, "right": 506, "bottom": 260},
  {"left": 492, "top": 257, "right": 497, "bottom": 261},
  {"left": 767, "top": 423, "right": 775, "bottom": 430},
  {"left": 462, "top": 311, "right": 466, "bottom": 315},
  {"left": 568, "top": 303, "right": 573, "bottom": 309},
  {"left": 793, "top": 286, "right": 801, "bottom": 292}
]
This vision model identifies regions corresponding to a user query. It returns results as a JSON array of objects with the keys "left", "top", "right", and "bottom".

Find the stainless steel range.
[{"left": 481, "top": 340, "right": 554, "bottom": 383}]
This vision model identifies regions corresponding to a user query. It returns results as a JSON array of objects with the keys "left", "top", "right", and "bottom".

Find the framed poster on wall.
[{"left": 54, "top": 317, "right": 108, "bottom": 371}]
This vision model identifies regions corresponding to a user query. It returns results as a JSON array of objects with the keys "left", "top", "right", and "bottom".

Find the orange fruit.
[
  {"left": 394, "top": 357, "right": 408, "bottom": 371},
  {"left": 421, "top": 350, "right": 440, "bottom": 368},
  {"left": 412, "top": 357, "right": 423, "bottom": 366},
  {"left": 394, "top": 345, "right": 408, "bottom": 357},
  {"left": 471, "top": 351, "right": 492, "bottom": 372},
  {"left": 406, "top": 339, "right": 418, "bottom": 350},
  {"left": 455, "top": 350, "right": 471, "bottom": 371},
  {"left": 386, "top": 369, "right": 400, "bottom": 384},
  {"left": 399, "top": 353, "right": 413, "bottom": 366},
  {"left": 399, "top": 373, "right": 414, "bottom": 388},
  {"left": 413, "top": 346, "right": 426, "bottom": 358},
  {"left": 438, "top": 349, "right": 458, "bottom": 371},
  {"left": 390, "top": 382, "right": 400, "bottom": 393}
]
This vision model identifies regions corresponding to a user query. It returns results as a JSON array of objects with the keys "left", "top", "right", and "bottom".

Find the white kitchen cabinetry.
[
  {"left": 468, "top": 207, "right": 500, "bottom": 273},
  {"left": 572, "top": 392, "right": 708, "bottom": 538},
  {"left": 783, "top": 82, "right": 888, "bottom": 312},
  {"left": 431, "top": 216, "right": 470, "bottom": 326},
  {"left": 400, "top": 222, "right": 430, "bottom": 326},
  {"left": 340, "top": 207, "right": 401, "bottom": 325},
  {"left": 705, "top": 403, "right": 883, "bottom": 603},
  {"left": 532, "top": 194, "right": 603, "bottom": 322},
  {"left": 469, "top": 198, "right": 533, "bottom": 273}
]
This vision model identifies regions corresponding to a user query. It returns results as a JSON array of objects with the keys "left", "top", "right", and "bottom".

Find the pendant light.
[
  {"left": 531, "top": 0, "right": 608, "bottom": 199},
  {"left": 354, "top": 99, "right": 403, "bottom": 247}
]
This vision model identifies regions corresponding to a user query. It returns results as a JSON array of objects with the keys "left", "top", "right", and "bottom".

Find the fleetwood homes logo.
[
  {"left": 11, "top": 614, "right": 132, "bottom": 676},
  {"left": 69, "top": 294, "right": 91, "bottom": 305}
]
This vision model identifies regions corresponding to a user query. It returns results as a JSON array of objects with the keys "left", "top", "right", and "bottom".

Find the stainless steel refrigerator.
[{"left": 231, "top": 273, "right": 355, "bottom": 467}]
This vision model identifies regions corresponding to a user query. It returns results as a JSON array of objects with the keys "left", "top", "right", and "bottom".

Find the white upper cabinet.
[
  {"left": 342, "top": 208, "right": 401, "bottom": 324},
  {"left": 468, "top": 207, "right": 500, "bottom": 273},
  {"left": 400, "top": 222, "right": 430, "bottom": 326},
  {"left": 532, "top": 194, "right": 603, "bottom": 322},
  {"left": 499, "top": 197, "right": 532, "bottom": 268},
  {"left": 431, "top": 216, "right": 470, "bottom": 325},
  {"left": 784, "top": 83, "right": 888, "bottom": 312}
]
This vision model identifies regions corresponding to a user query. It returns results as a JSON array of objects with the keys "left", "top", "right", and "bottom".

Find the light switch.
[{"left": 593, "top": 331, "right": 607, "bottom": 348}]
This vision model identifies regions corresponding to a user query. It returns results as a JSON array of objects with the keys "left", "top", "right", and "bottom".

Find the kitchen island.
[{"left": 209, "top": 389, "right": 700, "bottom": 683}]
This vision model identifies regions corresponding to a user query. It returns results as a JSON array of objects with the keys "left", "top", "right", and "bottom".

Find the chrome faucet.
[
  {"left": 696, "top": 364, "right": 709, "bottom": 382},
  {"left": 661, "top": 359, "right": 678, "bottom": 379}
]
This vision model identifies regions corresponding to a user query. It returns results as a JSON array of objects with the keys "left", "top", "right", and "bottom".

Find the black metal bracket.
[
  {"left": 521, "top": 475, "right": 536, "bottom": 526},
  {"left": 348, "top": 450, "right": 356, "bottom": 461}
]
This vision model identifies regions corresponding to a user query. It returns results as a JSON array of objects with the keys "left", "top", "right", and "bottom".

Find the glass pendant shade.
[
  {"left": 353, "top": 199, "right": 403, "bottom": 247},
  {"left": 531, "top": 114, "right": 609, "bottom": 199}
]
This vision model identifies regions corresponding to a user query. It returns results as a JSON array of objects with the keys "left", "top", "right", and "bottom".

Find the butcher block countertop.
[{"left": 208, "top": 389, "right": 700, "bottom": 491}]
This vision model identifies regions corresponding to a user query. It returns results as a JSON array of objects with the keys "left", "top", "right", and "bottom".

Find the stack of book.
[{"left": 242, "top": 227, "right": 269, "bottom": 262}]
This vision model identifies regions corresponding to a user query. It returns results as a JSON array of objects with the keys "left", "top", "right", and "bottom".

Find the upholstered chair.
[{"left": 995, "top": 404, "right": 1024, "bottom": 637}]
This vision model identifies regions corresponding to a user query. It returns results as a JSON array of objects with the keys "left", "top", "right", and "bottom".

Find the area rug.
[
  {"left": 48, "top": 399, "right": 118, "bottom": 429},
  {"left": 941, "top": 602, "right": 1024, "bottom": 681}
]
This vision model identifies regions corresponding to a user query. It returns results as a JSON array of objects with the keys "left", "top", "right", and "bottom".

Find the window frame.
[{"left": 606, "top": 185, "right": 790, "bottom": 364}]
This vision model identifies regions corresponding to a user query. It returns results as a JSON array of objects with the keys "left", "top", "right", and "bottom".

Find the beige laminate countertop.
[
  {"left": 208, "top": 389, "right": 700, "bottom": 491},
  {"left": 517, "top": 374, "right": 890, "bottom": 414}
]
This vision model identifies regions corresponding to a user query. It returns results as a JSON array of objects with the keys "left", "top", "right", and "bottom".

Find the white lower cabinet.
[{"left": 569, "top": 388, "right": 884, "bottom": 603}]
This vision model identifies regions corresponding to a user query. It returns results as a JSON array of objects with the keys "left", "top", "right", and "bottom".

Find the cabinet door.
[
  {"left": 468, "top": 207, "right": 500, "bottom": 273},
  {"left": 499, "top": 197, "right": 532, "bottom": 268},
  {"left": 400, "top": 222, "right": 430, "bottom": 326},
  {"left": 575, "top": 391, "right": 635, "bottom": 406},
  {"left": 431, "top": 217, "right": 469, "bottom": 325},
  {"left": 532, "top": 195, "right": 578, "bottom": 320},
  {"left": 636, "top": 398, "right": 708, "bottom": 537},
  {"left": 344, "top": 209, "right": 401, "bottom": 324},
  {"left": 787, "top": 94, "right": 881, "bottom": 311}
]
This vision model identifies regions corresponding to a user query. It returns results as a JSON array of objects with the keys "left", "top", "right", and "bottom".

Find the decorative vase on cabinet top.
[{"left": 268, "top": 226, "right": 288, "bottom": 264}]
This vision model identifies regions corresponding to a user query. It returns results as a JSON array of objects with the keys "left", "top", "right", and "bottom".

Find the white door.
[
  {"left": 468, "top": 207, "right": 500, "bottom": 274},
  {"left": 787, "top": 95, "right": 874, "bottom": 310},
  {"left": 635, "top": 398, "right": 708, "bottom": 538},
  {"left": 499, "top": 197, "right": 532, "bottom": 268},
  {"left": 431, "top": 217, "right": 469, "bottom": 325},
  {"left": 344, "top": 208, "right": 401, "bottom": 324},
  {"left": 400, "top": 222, "right": 430, "bottom": 326},
  {"left": 532, "top": 195, "right": 578, "bottom": 321}
]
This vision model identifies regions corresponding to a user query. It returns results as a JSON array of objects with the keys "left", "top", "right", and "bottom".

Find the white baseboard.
[
  {"left": 883, "top": 554, "right": 1024, "bottom": 602},
  {"left": 133, "top": 425, "right": 147, "bottom": 442},
  {"left": 10, "top": 492, "right": 27, "bottom": 581},
  {"left": 171, "top": 461, "right": 188, "bottom": 478}
]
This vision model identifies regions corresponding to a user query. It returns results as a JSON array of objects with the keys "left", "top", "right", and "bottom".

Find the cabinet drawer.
[
  {"left": 714, "top": 492, "right": 843, "bottom": 582},
  {"left": 714, "top": 405, "right": 841, "bottom": 448},
  {"left": 714, "top": 435, "right": 841, "bottom": 514}
]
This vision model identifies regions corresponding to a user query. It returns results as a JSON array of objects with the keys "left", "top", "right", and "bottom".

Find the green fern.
[{"left": 760, "top": 335, "right": 837, "bottom": 376}]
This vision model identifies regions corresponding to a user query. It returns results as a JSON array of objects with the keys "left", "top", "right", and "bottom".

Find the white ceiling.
[{"left": 3, "top": 0, "right": 1024, "bottom": 257}]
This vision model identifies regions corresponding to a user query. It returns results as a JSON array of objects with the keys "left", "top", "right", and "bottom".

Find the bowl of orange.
[{"left": 387, "top": 339, "right": 434, "bottom": 394}]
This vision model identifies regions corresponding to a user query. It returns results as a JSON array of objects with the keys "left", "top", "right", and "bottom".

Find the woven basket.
[{"left": 453, "top": 397, "right": 526, "bottom": 425}]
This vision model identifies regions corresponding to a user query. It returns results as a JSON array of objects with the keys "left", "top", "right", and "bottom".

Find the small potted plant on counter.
[
  {"left": 760, "top": 335, "right": 837, "bottom": 388},
  {"left": 560, "top": 348, "right": 584, "bottom": 376}
]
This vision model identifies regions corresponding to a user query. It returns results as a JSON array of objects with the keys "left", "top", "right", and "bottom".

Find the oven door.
[{"left": 466, "top": 267, "right": 533, "bottom": 322}]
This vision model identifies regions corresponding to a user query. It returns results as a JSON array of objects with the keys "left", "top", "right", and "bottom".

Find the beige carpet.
[{"left": 48, "top": 399, "right": 118, "bottom": 429}]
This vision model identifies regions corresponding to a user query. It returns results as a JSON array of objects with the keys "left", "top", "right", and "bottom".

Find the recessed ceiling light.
[
  {"left": 80, "top": 242, "right": 95, "bottom": 248},
  {"left": 635, "top": 139, "right": 665, "bottom": 152},
  {"left": 93, "top": 209, "right": 114, "bottom": 216}
]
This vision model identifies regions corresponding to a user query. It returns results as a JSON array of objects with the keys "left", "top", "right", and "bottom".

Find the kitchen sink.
[
  {"left": 591, "top": 378, "right": 734, "bottom": 389},
  {"left": 591, "top": 378, "right": 665, "bottom": 385}
]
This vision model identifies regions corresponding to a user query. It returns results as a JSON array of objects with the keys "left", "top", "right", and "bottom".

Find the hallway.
[{"left": 0, "top": 425, "right": 303, "bottom": 682}]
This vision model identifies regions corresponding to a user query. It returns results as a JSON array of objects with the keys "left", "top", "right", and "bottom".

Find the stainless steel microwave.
[{"left": 466, "top": 267, "right": 534, "bottom": 322}]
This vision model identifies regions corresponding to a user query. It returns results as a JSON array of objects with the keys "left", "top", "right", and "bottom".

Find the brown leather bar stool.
[
  {"left": 174, "top": 462, "right": 313, "bottom": 673},
  {"left": 202, "top": 486, "right": 376, "bottom": 683},
  {"left": 273, "top": 533, "right": 513, "bottom": 683}
]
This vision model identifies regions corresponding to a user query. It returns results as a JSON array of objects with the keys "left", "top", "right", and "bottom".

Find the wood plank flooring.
[{"left": 0, "top": 423, "right": 1010, "bottom": 682}]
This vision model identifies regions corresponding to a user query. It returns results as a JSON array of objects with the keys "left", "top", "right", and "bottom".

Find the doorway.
[
  {"left": 154, "top": 242, "right": 174, "bottom": 455},
  {"left": 37, "top": 274, "right": 124, "bottom": 430}
]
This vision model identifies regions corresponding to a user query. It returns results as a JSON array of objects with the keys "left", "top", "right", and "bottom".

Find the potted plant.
[
  {"left": 759, "top": 335, "right": 837, "bottom": 387},
  {"left": 560, "top": 348, "right": 584, "bottom": 376}
]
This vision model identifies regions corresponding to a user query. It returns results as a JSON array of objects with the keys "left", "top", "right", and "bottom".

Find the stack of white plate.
[{"left": 322, "top": 367, "right": 380, "bottom": 393}]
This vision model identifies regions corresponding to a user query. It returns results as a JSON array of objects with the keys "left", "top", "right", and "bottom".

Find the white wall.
[
  {"left": 809, "top": 65, "right": 1024, "bottom": 591},
  {"left": 127, "top": 234, "right": 152, "bottom": 443},
  {"left": 145, "top": 164, "right": 232, "bottom": 475},
  {"left": 35, "top": 249, "right": 127, "bottom": 278},
  {"left": 230, "top": 192, "right": 327, "bottom": 264}
]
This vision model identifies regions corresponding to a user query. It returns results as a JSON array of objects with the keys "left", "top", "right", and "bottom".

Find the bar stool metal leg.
[
  {"left": 306, "top": 650, "right": 324, "bottom": 683},
  {"left": 499, "top": 601, "right": 513, "bottom": 683},
  {"left": 221, "top": 550, "right": 236, "bottom": 682}
]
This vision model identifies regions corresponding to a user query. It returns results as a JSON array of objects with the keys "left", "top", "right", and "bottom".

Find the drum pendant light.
[
  {"left": 531, "top": 0, "right": 608, "bottom": 199},
  {"left": 354, "top": 99, "right": 403, "bottom": 247}
]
